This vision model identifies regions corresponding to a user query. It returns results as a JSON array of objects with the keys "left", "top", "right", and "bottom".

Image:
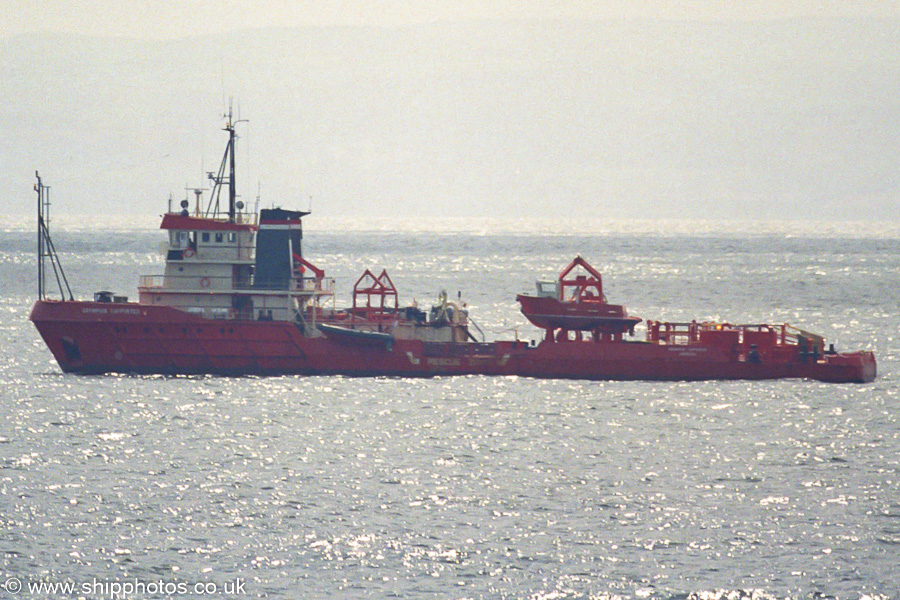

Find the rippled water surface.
[{"left": 1, "top": 224, "right": 898, "bottom": 599}]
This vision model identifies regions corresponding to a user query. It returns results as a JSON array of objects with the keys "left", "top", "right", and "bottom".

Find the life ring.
[
  {"left": 199, "top": 277, "right": 211, "bottom": 288},
  {"left": 183, "top": 248, "right": 195, "bottom": 258}
]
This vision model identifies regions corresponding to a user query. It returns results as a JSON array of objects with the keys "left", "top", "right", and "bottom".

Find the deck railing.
[
  {"left": 138, "top": 274, "right": 335, "bottom": 293},
  {"left": 645, "top": 320, "right": 824, "bottom": 351}
]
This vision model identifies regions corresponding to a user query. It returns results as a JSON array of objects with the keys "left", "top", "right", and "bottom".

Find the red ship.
[{"left": 29, "top": 117, "right": 876, "bottom": 383}]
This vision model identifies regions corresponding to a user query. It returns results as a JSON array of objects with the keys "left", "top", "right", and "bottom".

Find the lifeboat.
[{"left": 516, "top": 256, "right": 641, "bottom": 336}]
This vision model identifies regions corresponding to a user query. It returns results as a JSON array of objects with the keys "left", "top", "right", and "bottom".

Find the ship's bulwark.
[{"left": 30, "top": 300, "right": 876, "bottom": 383}]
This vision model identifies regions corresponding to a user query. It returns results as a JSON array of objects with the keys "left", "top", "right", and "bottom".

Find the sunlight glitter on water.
[{"left": 2, "top": 228, "right": 899, "bottom": 598}]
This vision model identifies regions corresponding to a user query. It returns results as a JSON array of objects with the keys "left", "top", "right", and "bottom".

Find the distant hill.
[{"left": 2, "top": 18, "right": 898, "bottom": 223}]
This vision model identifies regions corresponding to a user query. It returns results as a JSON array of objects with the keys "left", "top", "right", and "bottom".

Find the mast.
[
  {"left": 36, "top": 172, "right": 44, "bottom": 299},
  {"left": 205, "top": 107, "right": 246, "bottom": 222},
  {"left": 34, "top": 171, "right": 73, "bottom": 301},
  {"left": 228, "top": 114, "right": 236, "bottom": 222}
]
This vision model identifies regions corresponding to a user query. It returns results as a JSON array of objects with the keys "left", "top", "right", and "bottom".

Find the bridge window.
[{"left": 170, "top": 230, "right": 190, "bottom": 248}]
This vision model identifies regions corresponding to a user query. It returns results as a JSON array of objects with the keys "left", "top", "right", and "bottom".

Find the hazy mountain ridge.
[{"left": 2, "top": 18, "right": 898, "bottom": 223}]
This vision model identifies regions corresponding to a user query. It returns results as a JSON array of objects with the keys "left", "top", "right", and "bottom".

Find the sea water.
[{"left": 1, "top": 221, "right": 898, "bottom": 599}]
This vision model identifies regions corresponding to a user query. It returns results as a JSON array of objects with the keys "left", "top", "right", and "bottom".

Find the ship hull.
[{"left": 30, "top": 300, "right": 876, "bottom": 383}]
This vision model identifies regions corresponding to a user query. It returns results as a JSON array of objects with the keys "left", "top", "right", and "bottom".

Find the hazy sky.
[
  {"left": 3, "top": 0, "right": 900, "bottom": 39},
  {"left": 4, "top": 0, "right": 899, "bottom": 224}
]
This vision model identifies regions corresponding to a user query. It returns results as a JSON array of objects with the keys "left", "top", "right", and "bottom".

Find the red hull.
[{"left": 30, "top": 300, "right": 877, "bottom": 383}]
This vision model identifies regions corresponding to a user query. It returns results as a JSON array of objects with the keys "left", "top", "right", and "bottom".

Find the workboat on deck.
[
  {"left": 29, "top": 116, "right": 876, "bottom": 383},
  {"left": 516, "top": 256, "right": 642, "bottom": 337}
]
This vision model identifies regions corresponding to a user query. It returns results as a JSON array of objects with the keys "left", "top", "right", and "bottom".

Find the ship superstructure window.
[
  {"left": 171, "top": 231, "right": 190, "bottom": 248},
  {"left": 228, "top": 232, "right": 236, "bottom": 243},
  {"left": 215, "top": 233, "right": 223, "bottom": 243},
  {"left": 201, "top": 232, "right": 210, "bottom": 243}
]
